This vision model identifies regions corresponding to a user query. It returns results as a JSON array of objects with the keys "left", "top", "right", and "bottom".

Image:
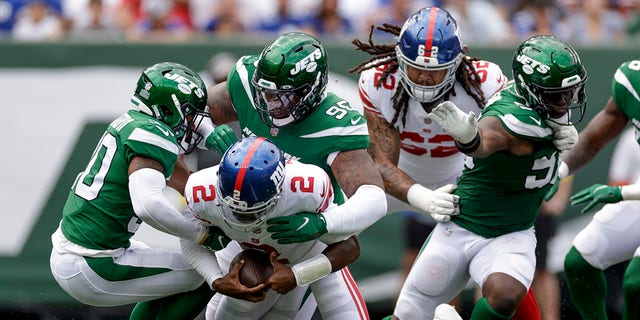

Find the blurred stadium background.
[{"left": 2, "top": 0, "right": 640, "bottom": 319}]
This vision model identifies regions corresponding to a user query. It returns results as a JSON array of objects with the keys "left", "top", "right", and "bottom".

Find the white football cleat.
[{"left": 434, "top": 304, "right": 463, "bottom": 320}]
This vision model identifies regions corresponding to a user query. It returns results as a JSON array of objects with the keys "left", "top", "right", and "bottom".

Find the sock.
[
  {"left": 564, "top": 246, "right": 607, "bottom": 320},
  {"left": 511, "top": 287, "right": 541, "bottom": 320},
  {"left": 130, "top": 283, "right": 213, "bottom": 320},
  {"left": 623, "top": 256, "right": 640, "bottom": 320},
  {"left": 470, "top": 297, "right": 513, "bottom": 320}
]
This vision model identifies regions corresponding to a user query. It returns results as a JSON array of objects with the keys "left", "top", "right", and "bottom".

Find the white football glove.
[
  {"left": 407, "top": 184, "right": 460, "bottom": 222},
  {"left": 194, "top": 114, "right": 215, "bottom": 150},
  {"left": 427, "top": 101, "right": 478, "bottom": 144},
  {"left": 547, "top": 120, "right": 578, "bottom": 152}
]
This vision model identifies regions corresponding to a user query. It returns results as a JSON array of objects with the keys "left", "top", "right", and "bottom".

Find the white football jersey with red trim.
[
  {"left": 184, "top": 160, "right": 335, "bottom": 265},
  {"left": 358, "top": 60, "right": 507, "bottom": 188}
]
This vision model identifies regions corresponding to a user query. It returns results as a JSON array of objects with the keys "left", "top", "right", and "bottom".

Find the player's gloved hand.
[
  {"left": 570, "top": 184, "right": 623, "bottom": 213},
  {"left": 204, "top": 125, "right": 237, "bottom": 156},
  {"left": 199, "top": 226, "right": 231, "bottom": 251},
  {"left": 547, "top": 120, "right": 578, "bottom": 152},
  {"left": 193, "top": 114, "right": 237, "bottom": 155},
  {"left": 267, "top": 212, "right": 327, "bottom": 244},
  {"left": 407, "top": 184, "right": 460, "bottom": 222},
  {"left": 427, "top": 101, "right": 478, "bottom": 144}
]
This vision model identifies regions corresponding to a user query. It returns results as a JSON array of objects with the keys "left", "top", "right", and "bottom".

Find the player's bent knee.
[
  {"left": 413, "top": 252, "right": 458, "bottom": 295},
  {"left": 565, "top": 246, "right": 599, "bottom": 276}
]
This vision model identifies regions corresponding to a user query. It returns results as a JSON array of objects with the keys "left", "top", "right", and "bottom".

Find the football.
[{"left": 230, "top": 249, "right": 274, "bottom": 287}]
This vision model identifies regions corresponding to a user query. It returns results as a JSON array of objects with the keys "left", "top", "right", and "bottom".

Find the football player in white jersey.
[
  {"left": 180, "top": 137, "right": 369, "bottom": 319},
  {"left": 350, "top": 7, "right": 542, "bottom": 318}
]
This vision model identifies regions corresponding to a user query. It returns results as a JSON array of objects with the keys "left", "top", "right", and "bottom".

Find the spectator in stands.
[
  {"left": 559, "top": 0, "right": 626, "bottom": 45},
  {"left": 124, "top": 0, "right": 192, "bottom": 42},
  {"left": 0, "top": 0, "right": 27, "bottom": 36},
  {"left": 443, "top": 0, "right": 514, "bottom": 45},
  {"left": 364, "top": 0, "right": 432, "bottom": 41},
  {"left": 254, "top": 0, "right": 314, "bottom": 35},
  {"left": 309, "top": 0, "right": 352, "bottom": 40},
  {"left": 66, "top": 0, "right": 120, "bottom": 39},
  {"left": 510, "top": 0, "right": 564, "bottom": 40},
  {"left": 12, "top": 0, "right": 63, "bottom": 41},
  {"left": 203, "top": 0, "right": 244, "bottom": 36}
]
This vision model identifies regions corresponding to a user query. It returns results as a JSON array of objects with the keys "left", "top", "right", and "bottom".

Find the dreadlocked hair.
[{"left": 349, "top": 23, "right": 488, "bottom": 127}]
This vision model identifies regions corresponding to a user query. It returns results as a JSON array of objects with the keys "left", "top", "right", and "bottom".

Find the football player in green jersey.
[
  {"left": 389, "top": 35, "right": 587, "bottom": 319},
  {"left": 205, "top": 31, "right": 387, "bottom": 244},
  {"left": 552, "top": 59, "right": 640, "bottom": 320},
  {"left": 49, "top": 62, "right": 242, "bottom": 319},
  {"left": 200, "top": 31, "right": 387, "bottom": 318}
]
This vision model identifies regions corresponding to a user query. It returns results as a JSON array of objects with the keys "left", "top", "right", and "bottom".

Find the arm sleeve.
[
  {"left": 321, "top": 184, "right": 387, "bottom": 237},
  {"left": 180, "top": 239, "right": 224, "bottom": 289},
  {"left": 129, "top": 168, "right": 207, "bottom": 242}
]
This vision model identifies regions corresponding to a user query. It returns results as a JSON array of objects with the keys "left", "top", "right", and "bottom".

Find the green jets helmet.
[
  {"left": 251, "top": 32, "right": 329, "bottom": 127},
  {"left": 131, "top": 61, "right": 208, "bottom": 153},
  {"left": 512, "top": 35, "right": 587, "bottom": 125}
]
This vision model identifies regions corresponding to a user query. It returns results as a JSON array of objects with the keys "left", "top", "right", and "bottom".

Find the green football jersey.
[
  {"left": 612, "top": 60, "right": 640, "bottom": 140},
  {"left": 453, "top": 82, "right": 560, "bottom": 238},
  {"left": 61, "top": 110, "right": 180, "bottom": 250},
  {"left": 226, "top": 55, "right": 370, "bottom": 204}
]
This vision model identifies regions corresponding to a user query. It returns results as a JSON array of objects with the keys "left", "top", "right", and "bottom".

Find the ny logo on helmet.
[
  {"left": 516, "top": 54, "right": 550, "bottom": 75},
  {"left": 165, "top": 72, "right": 206, "bottom": 98},
  {"left": 290, "top": 48, "right": 323, "bottom": 76},
  {"left": 270, "top": 161, "right": 286, "bottom": 188}
]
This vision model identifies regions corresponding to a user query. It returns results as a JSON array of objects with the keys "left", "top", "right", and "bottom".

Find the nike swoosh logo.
[
  {"left": 350, "top": 116, "right": 362, "bottom": 125},
  {"left": 529, "top": 116, "right": 542, "bottom": 126},
  {"left": 157, "top": 126, "right": 171, "bottom": 136},
  {"left": 296, "top": 217, "right": 310, "bottom": 231}
]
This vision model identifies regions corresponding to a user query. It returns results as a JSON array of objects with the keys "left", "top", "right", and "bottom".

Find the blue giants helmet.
[
  {"left": 395, "top": 7, "right": 463, "bottom": 103},
  {"left": 217, "top": 137, "right": 286, "bottom": 231}
]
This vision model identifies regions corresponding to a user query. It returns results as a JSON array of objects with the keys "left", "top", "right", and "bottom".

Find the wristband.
[
  {"left": 291, "top": 254, "right": 332, "bottom": 287},
  {"left": 407, "top": 183, "right": 429, "bottom": 208},
  {"left": 454, "top": 132, "right": 481, "bottom": 154},
  {"left": 557, "top": 161, "right": 569, "bottom": 179}
]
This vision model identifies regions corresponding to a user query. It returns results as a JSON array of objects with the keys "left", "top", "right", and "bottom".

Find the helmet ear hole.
[{"left": 159, "top": 105, "right": 173, "bottom": 116}]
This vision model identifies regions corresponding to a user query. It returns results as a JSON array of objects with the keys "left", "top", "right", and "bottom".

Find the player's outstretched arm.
[{"left": 570, "top": 183, "right": 640, "bottom": 213}]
